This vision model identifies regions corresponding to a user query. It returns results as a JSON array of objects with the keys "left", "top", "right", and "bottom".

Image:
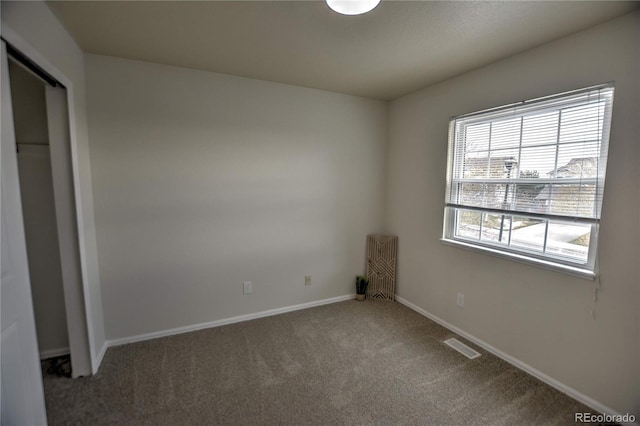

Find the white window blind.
[{"left": 442, "top": 84, "right": 614, "bottom": 276}]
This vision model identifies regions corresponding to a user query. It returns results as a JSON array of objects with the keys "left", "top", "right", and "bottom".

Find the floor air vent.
[{"left": 444, "top": 338, "right": 481, "bottom": 359}]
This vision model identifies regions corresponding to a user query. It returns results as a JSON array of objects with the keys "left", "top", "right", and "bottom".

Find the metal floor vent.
[{"left": 444, "top": 338, "right": 481, "bottom": 359}]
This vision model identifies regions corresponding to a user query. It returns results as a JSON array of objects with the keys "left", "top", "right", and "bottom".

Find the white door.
[{"left": 0, "top": 41, "right": 48, "bottom": 425}]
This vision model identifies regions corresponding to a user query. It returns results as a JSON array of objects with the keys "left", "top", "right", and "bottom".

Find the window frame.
[{"left": 441, "top": 84, "right": 614, "bottom": 279}]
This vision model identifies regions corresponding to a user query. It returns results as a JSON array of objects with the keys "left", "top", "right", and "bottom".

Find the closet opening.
[{"left": 7, "top": 47, "right": 88, "bottom": 379}]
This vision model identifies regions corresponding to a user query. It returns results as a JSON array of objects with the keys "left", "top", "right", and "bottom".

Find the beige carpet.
[{"left": 43, "top": 300, "right": 594, "bottom": 425}]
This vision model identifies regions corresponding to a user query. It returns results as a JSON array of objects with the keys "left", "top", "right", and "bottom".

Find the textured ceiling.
[{"left": 47, "top": 1, "right": 638, "bottom": 100}]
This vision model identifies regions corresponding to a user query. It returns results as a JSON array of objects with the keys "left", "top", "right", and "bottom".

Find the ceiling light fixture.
[{"left": 325, "top": 0, "right": 381, "bottom": 16}]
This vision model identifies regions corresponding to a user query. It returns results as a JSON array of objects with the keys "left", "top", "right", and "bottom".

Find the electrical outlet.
[
  {"left": 457, "top": 292, "right": 464, "bottom": 308},
  {"left": 305, "top": 275, "right": 312, "bottom": 286},
  {"left": 243, "top": 281, "right": 252, "bottom": 295}
]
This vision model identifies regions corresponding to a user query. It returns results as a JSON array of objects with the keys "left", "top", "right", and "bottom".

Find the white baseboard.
[
  {"left": 104, "top": 294, "right": 355, "bottom": 349},
  {"left": 40, "top": 347, "right": 70, "bottom": 360},
  {"left": 395, "top": 295, "right": 629, "bottom": 420}
]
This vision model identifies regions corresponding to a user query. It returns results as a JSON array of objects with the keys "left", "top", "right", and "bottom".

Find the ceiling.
[{"left": 47, "top": 1, "right": 638, "bottom": 100}]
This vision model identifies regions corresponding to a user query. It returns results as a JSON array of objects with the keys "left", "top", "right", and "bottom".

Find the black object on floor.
[{"left": 42, "top": 355, "right": 71, "bottom": 378}]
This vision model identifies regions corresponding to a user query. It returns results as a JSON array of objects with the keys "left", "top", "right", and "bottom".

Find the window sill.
[{"left": 439, "top": 238, "right": 596, "bottom": 280}]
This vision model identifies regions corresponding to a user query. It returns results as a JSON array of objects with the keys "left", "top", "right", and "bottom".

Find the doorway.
[
  {"left": 3, "top": 42, "right": 92, "bottom": 380},
  {"left": 9, "top": 59, "right": 71, "bottom": 365}
]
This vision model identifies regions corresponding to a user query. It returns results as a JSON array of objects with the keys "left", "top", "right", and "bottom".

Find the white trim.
[
  {"left": 66, "top": 82, "right": 98, "bottom": 374},
  {"left": 106, "top": 294, "right": 355, "bottom": 348},
  {"left": 39, "top": 347, "right": 70, "bottom": 361},
  {"left": 440, "top": 238, "right": 596, "bottom": 280},
  {"left": 395, "top": 295, "right": 629, "bottom": 420},
  {"left": 1, "top": 25, "right": 98, "bottom": 374}
]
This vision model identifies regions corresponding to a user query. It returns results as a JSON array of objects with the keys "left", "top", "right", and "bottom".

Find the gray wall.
[
  {"left": 385, "top": 11, "right": 639, "bottom": 417},
  {"left": 85, "top": 54, "right": 388, "bottom": 340}
]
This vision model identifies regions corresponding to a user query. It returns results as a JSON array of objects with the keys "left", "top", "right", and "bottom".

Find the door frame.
[
  {"left": 1, "top": 39, "right": 48, "bottom": 426},
  {"left": 2, "top": 26, "right": 98, "bottom": 375}
]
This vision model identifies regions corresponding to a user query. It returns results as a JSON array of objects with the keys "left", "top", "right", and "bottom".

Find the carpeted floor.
[{"left": 42, "top": 300, "right": 594, "bottom": 425}]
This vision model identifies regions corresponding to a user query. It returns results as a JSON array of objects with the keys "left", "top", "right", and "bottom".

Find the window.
[{"left": 442, "top": 84, "right": 614, "bottom": 278}]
